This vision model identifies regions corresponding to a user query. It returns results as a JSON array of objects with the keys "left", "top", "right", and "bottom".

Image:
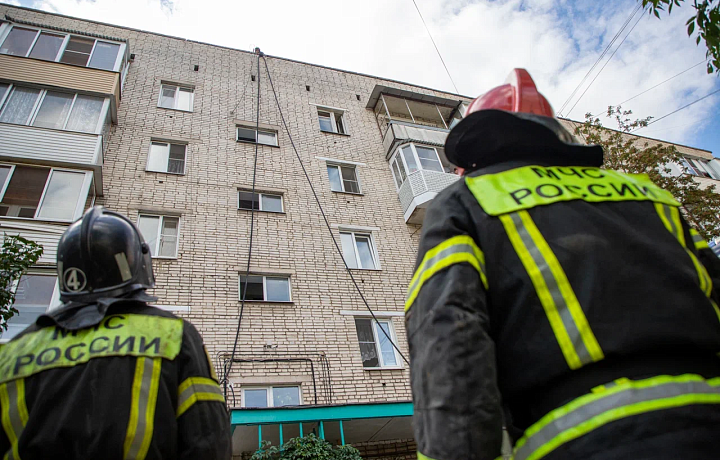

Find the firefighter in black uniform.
[
  {"left": 406, "top": 69, "right": 720, "bottom": 460},
  {"left": 0, "top": 206, "right": 232, "bottom": 459}
]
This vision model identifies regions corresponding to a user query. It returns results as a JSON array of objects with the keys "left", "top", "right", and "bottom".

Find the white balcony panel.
[
  {"left": 383, "top": 121, "right": 448, "bottom": 157},
  {"left": 0, "top": 219, "right": 68, "bottom": 265},
  {"left": 0, "top": 123, "right": 102, "bottom": 167},
  {"left": 399, "top": 170, "right": 460, "bottom": 224}
]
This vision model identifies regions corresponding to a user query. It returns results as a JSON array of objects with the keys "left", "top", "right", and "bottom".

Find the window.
[
  {"left": 354, "top": 318, "right": 400, "bottom": 368},
  {"left": 390, "top": 143, "right": 444, "bottom": 187},
  {"left": 158, "top": 84, "right": 194, "bottom": 111},
  {"left": 239, "top": 275, "right": 291, "bottom": 302},
  {"left": 0, "top": 165, "right": 89, "bottom": 221},
  {"left": 236, "top": 126, "right": 278, "bottom": 146},
  {"left": 147, "top": 142, "right": 187, "bottom": 174},
  {"left": 137, "top": 215, "right": 180, "bottom": 258},
  {"left": 0, "top": 26, "right": 122, "bottom": 71},
  {"left": 340, "top": 231, "right": 378, "bottom": 269},
  {"left": 0, "top": 272, "right": 60, "bottom": 341},
  {"left": 317, "top": 108, "right": 346, "bottom": 134},
  {"left": 327, "top": 164, "right": 360, "bottom": 193},
  {"left": 242, "top": 386, "right": 301, "bottom": 408},
  {"left": 683, "top": 157, "right": 720, "bottom": 180},
  {"left": 0, "top": 84, "right": 106, "bottom": 133},
  {"left": 238, "top": 191, "right": 283, "bottom": 212}
]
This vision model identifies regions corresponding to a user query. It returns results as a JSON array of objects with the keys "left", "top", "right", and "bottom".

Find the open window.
[
  {"left": 158, "top": 84, "right": 194, "bottom": 112},
  {"left": 317, "top": 107, "right": 346, "bottom": 134}
]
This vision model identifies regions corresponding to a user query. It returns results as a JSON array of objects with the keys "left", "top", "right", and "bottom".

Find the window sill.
[
  {"left": 157, "top": 106, "right": 193, "bottom": 113},
  {"left": 363, "top": 366, "right": 405, "bottom": 371},
  {"left": 238, "top": 209, "right": 286, "bottom": 214},
  {"left": 146, "top": 170, "right": 185, "bottom": 176},
  {"left": 331, "top": 190, "right": 364, "bottom": 196},
  {"left": 236, "top": 139, "right": 280, "bottom": 148},
  {"left": 239, "top": 300, "right": 294, "bottom": 305},
  {"left": 151, "top": 256, "right": 178, "bottom": 260},
  {"left": 348, "top": 268, "right": 382, "bottom": 272},
  {"left": 320, "top": 130, "right": 350, "bottom": 137},
  {"left": 0, "top": 216, "right": 73, "bottom": 225}
]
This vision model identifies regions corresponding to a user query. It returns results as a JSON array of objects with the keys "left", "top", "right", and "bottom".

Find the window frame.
[
  {"left": 0, "top": 164, "right": 92, "bottom": 222},
  {"left": 0, "top": 24, "right": 126, "bottom": 71},
  {"left": 354, "top": 317, "right": 403, "bottom": 370},
  {"left": 389, "top": 143, "right": 444, "bottom": 189},
  {"left": 241, "top": 385, "right": 302, "bottom": 408},
  {"left": 326, "top": 163, "right": 362, "bottom": 194},
  {"left": 137, "top": 214, "right": 181, "bottom": 259},
  {"left": 146, "top": 141, "right": 188, "bottom": 175},
  {"left": 157, "top": 84, "right": 194, "bottom": 112},
  {"left": 237, "top": 190, "right": 284, "bottom": 213},
  {"left": 0, "top": 269, "right": 62, "bottom": 343},
  {"left": 238, "top": 274, "right": 292, "bottom": 303},
  {"left": 0, "top": 83, "right": 110, "bottom": 134},
  {"left": 340, "top": 230, "right": 380, "bottom": 270},
  {"left": 316, "top": 107, "right": 347, "bottom": 135},
  {"left": 236, "top": 126, "right": 279, "bottom": 147}
]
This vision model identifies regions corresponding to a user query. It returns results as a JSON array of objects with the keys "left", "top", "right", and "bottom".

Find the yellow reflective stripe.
[
  {"left": 514, "top": 374, "right": 720, "bottom": 460},
  {"left": 123, "top": 357, "right": 161, "bottom": 460},
  {"left": 0, "top": 314, "right": 183, "bottom": 385},
  {"left": 690, "top": 228, "right": 710, "bottom": 250},
  {"left": 417, "top": 453, "right": 439, "bottom": 460},
  {"left": 0, "top": 379, "right": 27, "bottom": 460},
  {"left": 177, "top": 377, "right": 225, "bottom": 418},
  {"left": 406, "top": 235, "right": 487, "bottom": 312},
  {"left": 465, "top": 165, "right": 680, "bottom": 216},
  {"left": 654, "top": 204, "right": 718, "bottom": 319},
  {"left": 500, "top": 211, "right": 603, "bottom": 370}
]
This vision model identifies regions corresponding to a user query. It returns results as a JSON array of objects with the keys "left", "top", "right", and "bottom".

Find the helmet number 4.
[{"left": 63, "top": 268, "right": 87, "bottom": 292}]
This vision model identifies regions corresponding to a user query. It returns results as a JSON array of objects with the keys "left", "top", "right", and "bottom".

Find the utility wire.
[
  {"left": 591, "top": 60, "right": 706, "bottom": 117},
  {"left": 565, "top": 6, "right": 645, "bottom": 118},
  {"left": 632, "top": 87, "right": 720, "bottom": 132},
  {"left": 409, "top": 0, "right": 459, "bottom": 94},
  {"left": 222, "top": 51, "right": 262, "bottom": 401},
  {"left": 557, "top": 4, "right": 642, "bottom": 117},
  {"left": 262, "top": 55, "right": 410, "bottom": 365}
]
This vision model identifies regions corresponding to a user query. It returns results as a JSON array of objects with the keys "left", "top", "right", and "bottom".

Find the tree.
[
  {"left": 573, "top": 106, "right": 720, "bottom": 240},
  {"left": 0, "top": 235, "right": 44, "bottom": 331},
  {"left": 642, "top": 0, "right": 720, "bottom": 73},
  {"left": 250, "top": 434, "right": 362, "bottom": 460}
]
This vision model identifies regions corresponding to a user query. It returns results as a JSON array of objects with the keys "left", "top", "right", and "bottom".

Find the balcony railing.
[{"left": 398, "top": 169, "right": 461, "bottom": 224}]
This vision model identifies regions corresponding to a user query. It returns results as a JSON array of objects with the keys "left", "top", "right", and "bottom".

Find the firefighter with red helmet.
[
  {"left": 0, "top": 206, "right": 231, "bottom": 459},
  {"left": 406, "top": 69, "right": 720, "bottom": 460}
]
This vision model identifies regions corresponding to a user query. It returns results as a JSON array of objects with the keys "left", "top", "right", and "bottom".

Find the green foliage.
[
  {"left": 250, "top": 434, "right": 362, "bottom": 460},
  {"left": 0, "top": 235, "right": 43, "bottom": 330},
  {"left": 642, "top": 0, "right": 720, "bottom": 73},
  {"left": 574, "top": 107, "right": 720, "bottom": 240}
]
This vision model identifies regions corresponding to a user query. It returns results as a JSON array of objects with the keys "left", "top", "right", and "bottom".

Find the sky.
[{"left": 6, "top": 0, "right": 720, "bottom": 155}]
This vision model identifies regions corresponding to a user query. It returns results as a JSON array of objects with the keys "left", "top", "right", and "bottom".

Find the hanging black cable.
[
  {"left": 262, "top": 55, "right": 410, "bottom": 365},
  {"left": 222, "top": 50, "right": 263, "bottom": 402}
]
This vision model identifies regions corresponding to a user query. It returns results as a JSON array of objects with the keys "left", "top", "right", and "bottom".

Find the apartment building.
[{"left": 0, "top": 4, "right": 717, "bottom": 459}]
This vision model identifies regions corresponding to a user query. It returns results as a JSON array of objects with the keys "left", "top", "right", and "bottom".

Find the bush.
[{"left": 250, "top": 434, "right": 362, "bottom": 460}]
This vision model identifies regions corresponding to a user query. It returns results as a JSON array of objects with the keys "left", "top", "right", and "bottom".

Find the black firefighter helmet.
[{"left": 57, "top": 206, "right": 155, "bottom": 303}]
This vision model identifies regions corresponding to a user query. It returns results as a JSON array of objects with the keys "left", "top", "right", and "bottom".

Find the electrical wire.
[
  {"left": 565, "top": 7, "right": 645, "bottom": 118},
  {"left": 557, "top": 3, "right": 643, "bottom": 117},
  {"left": 409, "top": 0, "right": 459, "bottom": 94},
  {"left": 222, "top": 50, "right": 262, "bottom": 401},
  {"left": 632, "top": 87, "right": 720, "bottom": 133},
  {"left": 262, "top": 55, "right": 410, "bottom": 365}
]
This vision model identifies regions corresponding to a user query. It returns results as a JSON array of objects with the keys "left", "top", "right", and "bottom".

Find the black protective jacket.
[
  {"left": 406, "top": 112, "right": 720, "bottom": 460},
  {"left": 0, "top": 297, "right": 232, "bottom": 459}
]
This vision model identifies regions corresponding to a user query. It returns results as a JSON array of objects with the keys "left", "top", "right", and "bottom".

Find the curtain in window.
[
  {"left": 65, "top": 95, "right": 103, "bottom": 133},
  {"left": 0, "top": 87, "right": 40, "bottom": 124}
]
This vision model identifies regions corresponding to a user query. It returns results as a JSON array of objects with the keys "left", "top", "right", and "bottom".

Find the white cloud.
[{"left": 23, "top": 0, "right": 719, "bottom": 148}]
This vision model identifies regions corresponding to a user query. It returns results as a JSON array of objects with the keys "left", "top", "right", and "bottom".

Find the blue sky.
[{"left": 7, "top": 0, "right": 719, "bottom": 155}]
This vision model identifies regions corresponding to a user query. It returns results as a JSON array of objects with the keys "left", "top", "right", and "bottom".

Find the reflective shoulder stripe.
[
  {"left": 405, "top": 235, "right": 487, "bottom": 312},
  {"left": 500, "top": 211, "right": 603, "bottom": 370},
  {"left": 123, "top": 357, "right": 162, "bottom": 460},
  {"left": 690, "top": 228, "right": 710, "bottom": 250},
  {"left": 513, "top": 374, "right": 720, "bottom": 460},
  {"left": 654, "top": 204, "right": 720, "bottom": 322},
  {"left": 0, "top": 314, "right": 183, "bottom": 384},
  {"left": 465, "top": 165, "right": 680, "bottom": 216},
  {"left": 417, "top": 452, "right": 439, "bottom": 460},
  {"left": 176, "top": 376, "right": 225, "bottom": 418},
  {"left": 0, "top": 379, "right": 27, "bottom": 460}
]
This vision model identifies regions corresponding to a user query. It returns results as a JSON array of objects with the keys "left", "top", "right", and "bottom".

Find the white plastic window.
[
  {"left": 340, "top": 231, "right": 378, "bottom": 269},
  {"left": 147, "top": 142, "right": 187, "bottom": 174},
  {"left": 158, "top": 84, "right": 194, "bottom": 112},
  {"left": 354, "top": 318, "right": 400, "bottom": 368},
  {"left": 317, "top": 108, "right": 346, "bottom": 134},
  {"left": 239, "top": 275, "right": 291, "bottom": 302},
  {"left": 238, "top": 191, "right": 283, "bottom": 212},
  {"left": 327, "top": 164, "right": 360, "bottom": 193},
  {"left": 242, "top": 386, "right": 301, "bottom": 408},
  {"left": 236, "top": 127, "right": 278, "bottom": 146},
  {"left": 138, "top": 215, "right": 180, "bottom": 258},
  {"left": 0, "top": 272, "right": 61, "bottom": 342}
]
